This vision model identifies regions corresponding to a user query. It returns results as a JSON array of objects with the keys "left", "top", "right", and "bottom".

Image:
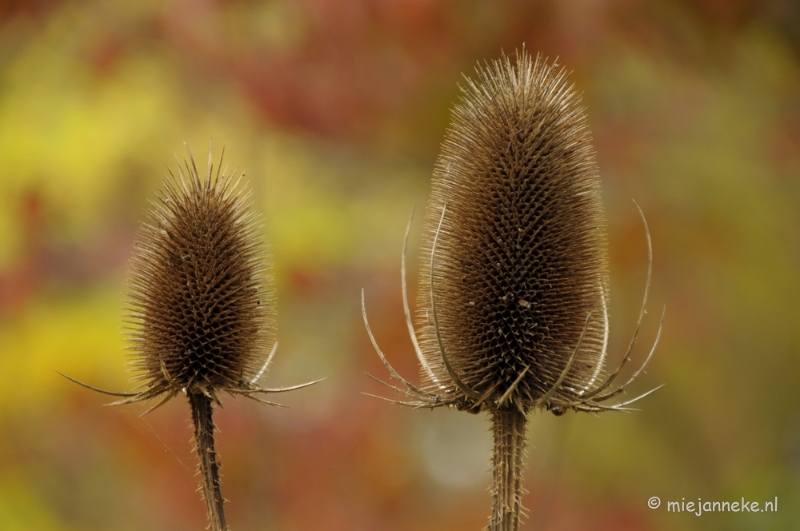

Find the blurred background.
[{"left": 1, "top": 1, "right": 799, "bottom": 530}]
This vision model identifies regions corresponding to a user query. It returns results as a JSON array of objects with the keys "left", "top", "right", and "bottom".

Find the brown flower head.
[
  {"left": 62, "top": 146, "right": 319, "bottom": 531},
  {"left": 414, "top": 50, "right": 610, "bottom": 413},
  {"left": 364, "top": 50, "right": 662, "bottom": 416},
  {"left": 362, "top": 50, "right": 662, "bottom": 531},
  {"left": 126, "top": 149, "right": 275, "bottom": 401}
]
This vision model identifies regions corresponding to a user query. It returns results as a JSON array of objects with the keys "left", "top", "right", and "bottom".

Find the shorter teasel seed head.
[
  {"left": 61, "top": 146, "right": 322, "bottom": 531},
  {"left": 125, "top": 149, "right": 276, "bottom": 399}
]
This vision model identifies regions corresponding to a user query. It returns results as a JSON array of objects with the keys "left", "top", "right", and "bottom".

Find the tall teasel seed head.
[
  {"left": 127, "top": 150, "right": 275, "bottom": 398},
  {"left": 362, "top": 50, "right": 662, "bottom": 531},
  {"left": 416, "top": 52, "right": 610, "bottom": 413}
]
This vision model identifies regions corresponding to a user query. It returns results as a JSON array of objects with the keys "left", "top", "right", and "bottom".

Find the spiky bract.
[
  {"left": 126, "top": 152, "right": 275, "bottom": 401},
  {"left": 416, "top": 51, "right": 609, "bottom": 414}
]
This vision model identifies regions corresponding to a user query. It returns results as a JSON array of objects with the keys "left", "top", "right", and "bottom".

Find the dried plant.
[
  {"left": 362, "top": 51, "right": 663, "bottom": 530},
  {"left": 61, "top": 146, "right": 320, "bottom": 531}
]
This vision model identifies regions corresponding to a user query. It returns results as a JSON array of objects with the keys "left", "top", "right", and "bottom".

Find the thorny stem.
[
  {"left": 490, "top": 408, "right": 528, "bottom": 531},
  {"left": 189, "top": 393, "right": 227, "bottom": 531}
]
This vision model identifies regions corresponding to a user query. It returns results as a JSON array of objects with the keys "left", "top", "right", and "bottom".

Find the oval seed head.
[
  {"left": 126, "top": 151, "right": 275, "bottom": 397},
  {"left": 417, "top": 51, "right": 609, "bottom": 413}
]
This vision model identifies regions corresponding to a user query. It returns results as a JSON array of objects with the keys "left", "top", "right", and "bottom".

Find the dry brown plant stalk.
[
  {"left": 362, "top": 51, "right": 663, "bottom": 530},
  {"left": 61, "top": 146, "right": 320, "bottom": 531}
]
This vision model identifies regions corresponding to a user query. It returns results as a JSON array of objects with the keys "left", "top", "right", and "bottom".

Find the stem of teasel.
[
  {"left": 189, "top": 393, "right": 227, "bottom": 531},
  {"left": 490, "top": 408, "right": 528, "bottom": 531}
]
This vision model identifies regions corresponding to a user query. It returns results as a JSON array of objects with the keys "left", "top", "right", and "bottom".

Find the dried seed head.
[
  {"left": 362, "top": 49, "right": 661, "bottom": 531},
  {"left": 60, "top": 146, "right": 323, "bottom": 531},
  {"left": 416, "top": 51, "right": 610, "bottom": 413},
  {"left": 126, "top": 149, "right": 276, "bottom": 397}
]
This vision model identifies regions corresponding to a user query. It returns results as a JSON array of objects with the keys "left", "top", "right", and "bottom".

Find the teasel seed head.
[
  {"left": 363, "top": 48, "right": 662, "bottom": 531},
  {"left": 61, "top": 146, "right": 322, "bottom": 531},
  {"left": 363, "top": 50, "right": 661, "bottom": 417},
  {"left": 126, "top": 148, "right": 276, "bottom": 399},
  {"left": 415, "top": 50, "right": 609, "bottom": 414}
]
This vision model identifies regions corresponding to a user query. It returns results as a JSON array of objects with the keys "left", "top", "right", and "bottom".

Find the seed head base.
[{"left": 362, "top": 203, "right": 663, "bottom": 415}]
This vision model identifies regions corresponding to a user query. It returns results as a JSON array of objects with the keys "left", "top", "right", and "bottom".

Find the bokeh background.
[{"left": 1, "top": 1, "right": 799, "bottom": 530}]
